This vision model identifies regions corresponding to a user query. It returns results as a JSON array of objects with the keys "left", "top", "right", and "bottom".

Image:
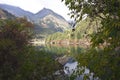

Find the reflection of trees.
[
  {"left": 45, "top": 44, "right": 84, "bottom": 57},
  {"left": 76, "top": 49, "right": 120, "bottom": 80}
]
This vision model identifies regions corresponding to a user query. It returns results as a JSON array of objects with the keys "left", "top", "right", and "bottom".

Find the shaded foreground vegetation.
[
  {"left": 45, "top": 0, "right": 120, "bottom": 79},
  {"left": 1, "top": 0, "right": 120, "bottom": 79},
  {"left": 61, "top": 0, "right": 120, "bottom": 80},
  {"left": 69, "top": 48, "right": 120, "bottom": 80},
  {"left": 0, "top": 19, "right": 64, "bottom": 80}
]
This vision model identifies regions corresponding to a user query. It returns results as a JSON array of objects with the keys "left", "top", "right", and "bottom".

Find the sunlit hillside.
[{"left": 0, "top": 4, "right": 71, "bottom": 39}]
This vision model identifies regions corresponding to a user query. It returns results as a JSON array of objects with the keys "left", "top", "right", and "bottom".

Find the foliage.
[
  {"left": 0, "top": 18, "right": 33, "bottom": 48},
  {"left": 62, "top": 0, "right": 120, "bottom": 20},
  {"left": 75, "top": 48, "right": 120, "bottom": 80},
  {"left": 45, "top": 18, "right": 97, "bottom": 43},
  {"left": 14, "top": 48, "right": 62, "bottom": 80},
  {"left": 91, "top": 17, "right": 120, "bottom": 50},
  {"left": 0, "top": 18, "right": 62, "bottom": 80},
  {"left": 0, "top": 18, "right": 32, "bottom": 80},
  {"left": 62, "top": 0, "right": 120, "bottom": 79},
  {"left": 0, "top": 45, "right": 62, "bottom": 80},
  {"left": 62, "top": 0, "right": 120, "bottom": 49}
]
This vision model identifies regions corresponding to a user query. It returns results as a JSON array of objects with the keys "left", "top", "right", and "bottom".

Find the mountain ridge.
[
  {"left": 0, "top": 3, "right": 71, "bottom": 38},
  {"left": 35, "top": 8, "right": 65, "bottom": 20},
  {"left": 0, "top": 4, "right": 66, "bottom": 21},
  {"left": 0, "top": 4, "right": 34, "bottom": 21},
  {"left": 0, "top": 8, "right": 15, "bottom": 19}
]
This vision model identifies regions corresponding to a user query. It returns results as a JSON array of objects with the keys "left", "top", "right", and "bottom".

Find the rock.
[{"left": 55, "top": 55, "right": 71, "bottom": 65}]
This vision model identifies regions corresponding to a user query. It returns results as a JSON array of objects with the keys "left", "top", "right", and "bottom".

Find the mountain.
[
  {"left": 0, "top": 4, "right": 71, "bottom": 38},
  {"left": 34, "top": 8, "right": 70, "bottom": 34},
  {"left": 35, "top": 8, "right": 65, "bottom": 20},
  {"left": 0, "top": 8, "right": 15, "bottom": 19},
  {"left": 0, "top": 4, "right": 34, "bottom": 21}
]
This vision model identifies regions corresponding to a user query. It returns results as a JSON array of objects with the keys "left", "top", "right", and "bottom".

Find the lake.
[
  {"left": 36, "top": 44, "right": 120, "bottom": 80},
  {"left": 36, "top": 44, "right": 99, "bottom": 80}
]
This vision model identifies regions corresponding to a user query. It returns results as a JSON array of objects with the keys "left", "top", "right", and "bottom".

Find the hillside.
[
  {"left": 33, "top": 8, "right": 70, "bottom": 38},
  {"left": 34, "top": 8, "right": 65, "bottom": 20},
  {"left": 45, "top": 18, "right": 100, "bottom": 47},
  {"left": 0, "top": 4, "right": 34, "bottom": 21},
  {"left": 34, "top": 13, "right": 70, "bottom": 38},
  {"left": 0, "top": 8, "right": 15, "bottom": 19},
  {"left": 0, "top": 4, "right": 71, "bottom": 38}
]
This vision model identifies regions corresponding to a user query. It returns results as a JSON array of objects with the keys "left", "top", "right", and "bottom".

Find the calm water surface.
[
  {"left": 37, "top": 44, "right": 120, "bottom": 80},
  {"left": 38, "top": 44, "right": 99, "bottom": 80}
]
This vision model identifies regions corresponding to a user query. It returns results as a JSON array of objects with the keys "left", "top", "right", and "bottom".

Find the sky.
[{"left": 0, "top": 0, "right": 71, "bottom": 20}]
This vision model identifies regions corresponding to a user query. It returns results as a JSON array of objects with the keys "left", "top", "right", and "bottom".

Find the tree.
[
  {"left": 0, "top": 18, "right": 64, "bottom": 80},
  {"left": 62, "top": 0, "right": 120, "bottom": 50},
  {"left": 0, "top": 18, "right": 33, "bottom": 48},
  {"left": 0, "top": 18, "right": 33, "bottom": 80},
  {"left": 62, "top": 0, "right": 120, "bottom": 79}
]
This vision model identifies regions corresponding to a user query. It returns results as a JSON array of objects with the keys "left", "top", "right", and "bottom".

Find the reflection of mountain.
[{"left": 0, "top": 4, "right": 70, "bottom": 37}]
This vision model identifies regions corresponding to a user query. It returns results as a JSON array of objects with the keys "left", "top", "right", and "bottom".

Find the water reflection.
[
  {"left": 38, "top": 44, "right": 120, "bottom": 80},
  {"left": 41, "top": 44, "right": 98, "bottom": 80},
  {"left": 44, "top": 44, "right": 84, "bottom": 56},
  {"left": 64, "top": 61, "right": 78, "bottom": 75}
]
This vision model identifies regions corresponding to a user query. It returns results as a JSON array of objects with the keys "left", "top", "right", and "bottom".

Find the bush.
[{"left": 0, "top": 18, "right": 63, "bottom": 80}]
